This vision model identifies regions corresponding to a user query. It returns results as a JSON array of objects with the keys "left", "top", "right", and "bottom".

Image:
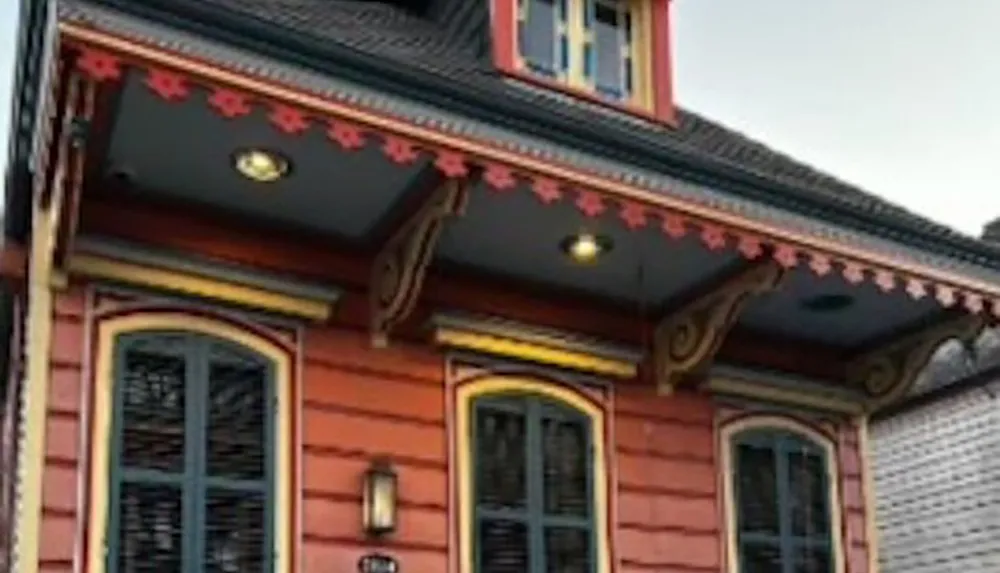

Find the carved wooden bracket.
[
  {"left": 847, "top": 313, "right": 988, "bottom": 412},
  {"left": 370, "top": 178, "right": 469, "bottom": 347},
  {"left": 654, "top": 262, "right": 785, "bottom": 394}
]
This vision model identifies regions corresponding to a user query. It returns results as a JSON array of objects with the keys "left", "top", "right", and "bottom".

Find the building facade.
[
  {"left": 3, "top": 1, "right": 1000, "bottom": 573},
  {"left": 871, "top": 317, "right": 1000, "bottom": 573}
]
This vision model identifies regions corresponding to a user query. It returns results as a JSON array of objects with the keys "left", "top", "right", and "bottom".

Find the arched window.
[
  {"left": 456, "top": 376, "right": 610, "bottom": 573},
  {"left": 105, "top": 331, "right": 274, "bottom": 572},
  {"left": 724, "top": 421, "right": 842, "bottom": 573}
]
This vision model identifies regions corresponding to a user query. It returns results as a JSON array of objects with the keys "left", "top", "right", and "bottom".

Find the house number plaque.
[{"left": 358, "top": 553, "right": 399, "bottom": 573}]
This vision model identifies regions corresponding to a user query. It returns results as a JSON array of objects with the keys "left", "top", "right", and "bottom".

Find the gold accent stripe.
[
  {"left": 706, "top": 377, "right": 865, "bottom": 415},
  {"left": 15, "top": 202, "right": 59, "bottom": 573},
  {"left": 67, "top": 254, "right": 332, "bottom": 321},
  {"left": 57, "top": 22, "right": 1000, "bottom": 298},
  {"left": 435, "top": 328, "right": 637, "bottom": 378},
  {"left": 857, "top": 416, "right": 882, "bottom": 573}
]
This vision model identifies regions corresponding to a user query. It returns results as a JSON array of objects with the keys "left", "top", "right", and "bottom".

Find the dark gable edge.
[
  {"left": 72, "top": 0, "right": 1000, "bottom": 271},
  {"left": 872, "top": 362, "right": 1000, "bottom": 422},
  {"left": 5, "top": 0, "right": 53, "bottom": 244}
]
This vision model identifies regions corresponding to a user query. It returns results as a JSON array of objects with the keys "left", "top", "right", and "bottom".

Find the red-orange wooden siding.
[{"left": 34, "top": 282, "right": 874, "bottom": 573}]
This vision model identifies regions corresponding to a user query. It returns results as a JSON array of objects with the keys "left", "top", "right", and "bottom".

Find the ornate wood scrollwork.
[
  {"left": 847, "top": 313, "right": 987, "bottom": 411},
  {"left": 370, "top": 179, "right": 469, "bottom": 347},
  {"left": 654, "top": 262, "right": 785, "bottom": 394}
]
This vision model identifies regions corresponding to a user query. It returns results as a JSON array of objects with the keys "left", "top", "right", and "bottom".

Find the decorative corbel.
[
  {"left": 847, "top": 313, "right": 988, "bottom": 412},
  {"left": 370, "top": 178, "right": 469, "bottom": 347},
  {"left": 654, "top": 261, "right": 785, "bottom": 394}
]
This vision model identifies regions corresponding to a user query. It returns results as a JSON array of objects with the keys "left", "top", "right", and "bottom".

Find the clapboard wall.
[{"left": 871, "top": 384, "right": 1000, "bottom": 573}]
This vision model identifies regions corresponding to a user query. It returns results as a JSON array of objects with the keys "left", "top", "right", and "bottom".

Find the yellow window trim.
[
  {"left": 15, "top": 197, "right": 60, "bottom": 573},
  {"left": 454, "top": 375, "right": 611, "bottom": 573},
  {"left": 719, "top": 415, "right": 847, "bottom": 573},
  {"left": 67, "top": 253, "right": 333, "bottom": 321},
  {"left": 855, "top": 416, "right": 881, "bottom": 573},
  {"left": 435, "top": 327, "right": 637, "bottom": 378},
  {"left": 87, "top": 312, "right": 294, "bottom": 573},
  {"left": 516, "top": 0, "right": 653, "bottom": 109}
]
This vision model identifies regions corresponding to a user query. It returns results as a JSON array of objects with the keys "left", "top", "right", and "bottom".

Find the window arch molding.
[
  {"left": 84, "top": 309, "right": 297, "bottom": 573},
  {"left": 452, "top": 373, "right": 612, "bottom": 573},
  {"left": 719, "top": 415, "right": 846, "bottom": 573}
]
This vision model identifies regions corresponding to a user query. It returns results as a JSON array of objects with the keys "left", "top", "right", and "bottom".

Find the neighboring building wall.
[{"left": 871, "top": 384, "right": 1000, "bottom": 573}]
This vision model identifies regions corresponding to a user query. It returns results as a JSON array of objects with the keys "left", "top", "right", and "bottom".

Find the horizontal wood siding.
[
  {"left": 38, "top": 287, "right": 87, "bottom": 573},
  {"left": 17, "top": 196, "right": 875, "bottom": 572},
  {"left": 839, "top": 422, "right": 872, "bottom": 573},
  {"left": 615, "top": 386, "right": 720, "bottom": 572},
  {"left": 31, "top": 282, "right": 878, "bottom": 573},
  {"left": 872, "top": 387, "right": 1000, "bottom": 573},
  {"left": 300, "top": 326, "right": 449, "bottom": 571}
]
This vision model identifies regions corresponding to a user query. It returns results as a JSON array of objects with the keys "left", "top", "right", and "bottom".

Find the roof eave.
[
  {"left": 5, "top": 0, "right": 53, "bottom": 244},
  {"left": 77, "top": 0, "right": 1000, "bottom": 267},
  {"left": 871, "top": 363, "right": 1000, "bottom": 422}
]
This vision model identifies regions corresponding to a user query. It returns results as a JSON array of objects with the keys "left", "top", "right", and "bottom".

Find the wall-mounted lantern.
[{"left": 362, "top": 458, "right": 398, "bottom": 537}]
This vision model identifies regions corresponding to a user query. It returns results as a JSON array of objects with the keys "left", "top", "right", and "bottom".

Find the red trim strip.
[{"left": 650, "top": 0, "right": 676, "bottom": 122}]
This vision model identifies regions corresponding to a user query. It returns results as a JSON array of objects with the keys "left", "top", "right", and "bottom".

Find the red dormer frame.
[{"left": 491, "top": 0, "right": 676, "bottom": 126}]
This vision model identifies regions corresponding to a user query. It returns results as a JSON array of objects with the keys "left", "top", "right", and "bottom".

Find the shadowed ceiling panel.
[{"left": 105, "top": 73, "right": 428, "bottom": 238}]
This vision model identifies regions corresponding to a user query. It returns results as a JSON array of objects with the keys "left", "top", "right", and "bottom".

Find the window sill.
[{"left": 498, "top": 66, "right": 677, "bottom": 128}]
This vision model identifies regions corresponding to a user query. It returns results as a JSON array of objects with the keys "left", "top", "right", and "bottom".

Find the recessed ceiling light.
[
  {"left": 559, "top": 232, "right": 613, "bottom": 265},
  {"left": 232, "top": 148, "right": 291, "bottom": 183},
  {"left": 801, "top": 293, "right": 855, "bottom": 313}
]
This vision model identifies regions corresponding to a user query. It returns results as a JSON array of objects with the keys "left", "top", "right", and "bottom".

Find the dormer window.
[{"left": 495, "top": 0, "right": 675, "bottom": 124}]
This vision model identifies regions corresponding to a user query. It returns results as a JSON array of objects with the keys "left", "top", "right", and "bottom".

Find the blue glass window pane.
[
  {"left": 594, "top": 1, "right": 624, "bottom": 98},
  {"left": 521, "top": 0, "right": 558, "bottom": 76}
]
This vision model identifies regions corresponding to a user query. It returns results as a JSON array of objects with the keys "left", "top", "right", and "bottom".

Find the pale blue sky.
[{"left": 2, "top": 1, "right": 999, "bottom": 236}]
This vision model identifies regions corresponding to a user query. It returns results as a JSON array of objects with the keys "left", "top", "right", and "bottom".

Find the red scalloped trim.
[
  {"left": 874, "top": 269, "right": 895, "bottom": 292},
  {"left": 484, "top": 163, "right": 517, "bottom": 191},
  {"left": 77, "top": 49, "right": 122, "bottom": 82},
  {"left": 619, "top": 201, "right": 647, "bottom": 229},
  {"left": 383, "top": 136, "right": 419, "bottom": 164},
  {"left": 905, "top": 278, "right": 927, "bottom": 300},
  {"left": 809, "top": 253, "right": 832, "bottom": 276},
  {"left": 209, "top": 88, "right": 252, "bottom": 119},
  {"left": 576, "top": 191, "right": 605, "bottom": 218},
  {"left": 532, "top": 177, "right": 562, "bottom": 204},
  {"left": 661, "top": 213, "right": 687, "bottom": 239},
  {"left": 145, "top": 69, "right": 189, "bottom": 102},
  {"left": 774, "top": 244, "right": 799, "bottom": 268},
  {"left": 327, "top": 121, "right": 366, "bottom": 151},
  {"left": 98, "top": 55, "right": 1000, "bottom": 315},
  {"left": 435, "top": 150, "right": 469, "bottom": 178},
  {"left": 965, "top": 293, "right": 984, "bottom": 314},
  {"left": 737, "top": 234, "right": 764, "bottom": 259},
  {"left": 700, "top": 224, "right": 726, "bottom": 251},
  {"left": 843, "top": 262, "right": 865, "bottom": 284},
  {"left": 269, "top": 104, "right": 310, "bottom": 135},
  {"left": 937, "top": 286, "right": 958, "bottom": 307}
]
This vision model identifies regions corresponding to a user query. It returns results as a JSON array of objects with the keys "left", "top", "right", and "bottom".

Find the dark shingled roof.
[{"left": 93, "top": 0, "right": 1000, "bottom": 268}]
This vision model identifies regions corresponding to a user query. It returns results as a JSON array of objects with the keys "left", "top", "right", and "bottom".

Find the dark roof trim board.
[
  {"left": 59, "top": 1, "right": 1000, "bottom": 291},
  {"left": 74, "top": 0, "right": 1000, "bottom": 270},
  {"left": 871, "top": 363, "right": 1000, "bottom": 422},
  {"left": 4, "top": 0, "right": 55, "bottom": 243}
]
